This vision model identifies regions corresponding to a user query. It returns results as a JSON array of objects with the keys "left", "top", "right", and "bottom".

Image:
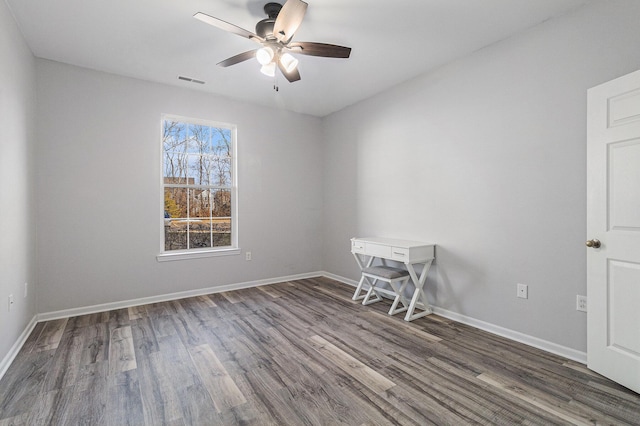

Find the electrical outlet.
[
  {"left": 245, "top": 251, "right": 252, "bottom": 261},
  {"left": 24, "top": 282, "right": 28, "bottom": 298},
  {"left": 517, "top": 283, "right": 528, "bottom": 299},
  {"left": 577, "top": 295, "right": 587, "bottom": 312},
  {"left": 8, "top": 294, "right": 14, "bottom": 312}
]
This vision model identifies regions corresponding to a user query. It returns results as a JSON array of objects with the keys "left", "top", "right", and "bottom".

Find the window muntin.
[{"left": 161, "top": 116, "right": 236, "bottom": 254}]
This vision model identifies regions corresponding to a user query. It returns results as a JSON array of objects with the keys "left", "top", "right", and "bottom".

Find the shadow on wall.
[{"left": 428, "top": 245, "right": 487, "bottom": 316}]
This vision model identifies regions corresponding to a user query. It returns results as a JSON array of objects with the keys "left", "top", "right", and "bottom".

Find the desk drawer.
[
  {"left": 366, "top": 243, "right": 392, "bottom": 258},
  {"left": 391, "top": 247, "right": 410, "bottom": 262},
  {"left": 351, "top": 240, "right": 365, "bottom": 254}
]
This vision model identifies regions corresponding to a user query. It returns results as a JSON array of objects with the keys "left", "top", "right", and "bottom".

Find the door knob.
[{"left": 586, "top": 239, "right": 601, "bottom": 249}]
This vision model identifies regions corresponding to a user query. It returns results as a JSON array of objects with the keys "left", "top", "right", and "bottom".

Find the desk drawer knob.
[{"left": 393, "top": 252, "right": 405, "bottom": 256}]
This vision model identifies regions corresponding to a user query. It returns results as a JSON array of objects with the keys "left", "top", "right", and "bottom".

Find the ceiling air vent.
[{"left": 178, "top": 75, "right": 205, "bottom": 84}]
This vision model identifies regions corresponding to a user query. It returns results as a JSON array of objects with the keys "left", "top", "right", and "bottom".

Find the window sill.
[{"left": 156, "top": 248, "right": 241, "bottom": 262}]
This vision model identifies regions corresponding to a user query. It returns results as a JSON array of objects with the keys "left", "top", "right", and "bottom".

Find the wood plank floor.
[{"left": 1, "top": 277, "right": 639, "bottom": 425}]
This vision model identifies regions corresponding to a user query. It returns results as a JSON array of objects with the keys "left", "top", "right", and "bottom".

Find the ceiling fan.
[{"left": 194, "top": 0, "right": 351, "bottom": 83}]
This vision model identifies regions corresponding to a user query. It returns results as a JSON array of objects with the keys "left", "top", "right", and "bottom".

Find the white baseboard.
[
  {"left": 324, "top": 272, "right": 587, "bottom": 364},
  {"left": 0, "top": 315, "right": 38, "bottom": 381},
  {"left": 320, "top": 271, "right": 358, "bottom": 287},
  {"left": 431, "top": 306, "right": 587, "bottom": 364},
  {"left": 38, "top": 271, "right": 325, "bottom": 322}
]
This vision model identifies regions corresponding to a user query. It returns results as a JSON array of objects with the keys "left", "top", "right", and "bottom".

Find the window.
[{"left": 159, "top": 115, "right": 238, "bottom": 259}]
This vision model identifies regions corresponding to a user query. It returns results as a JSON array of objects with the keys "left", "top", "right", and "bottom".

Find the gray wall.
[
  {"left": 35, "top": 60, "right": 324, "bottom": 313},
  {"left": 0, "top": 0, "right": 37, "bottom": 365},
  {"left": 322, "top": 0, "right": 640, "bottom": 352}
]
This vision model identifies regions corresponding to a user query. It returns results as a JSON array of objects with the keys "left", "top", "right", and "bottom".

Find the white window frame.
[{"left": 157, "top": 114, "right": 239, "bottom": 262}]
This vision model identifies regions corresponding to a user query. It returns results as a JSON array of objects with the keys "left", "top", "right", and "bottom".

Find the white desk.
[{"left": 351, "top": 237, "right": 435, "bottom": 321}]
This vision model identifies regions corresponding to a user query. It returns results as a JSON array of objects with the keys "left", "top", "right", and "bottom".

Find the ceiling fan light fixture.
[
  {"left": 256, "top": 46, "right": 275, "bottom": 65},
  {"left": 260, "top": 62, "right": 276, "bottom": 77},
  {"left": 280, "top": 52, "right": 299, "bottom": 73},
  {"left": 195, "top": 0, "right": 351, "bottom": 84}
]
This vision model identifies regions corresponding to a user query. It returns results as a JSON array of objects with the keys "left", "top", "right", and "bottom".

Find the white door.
[{"left": 587, "top": 69, "right": 640, "bottom": 394}]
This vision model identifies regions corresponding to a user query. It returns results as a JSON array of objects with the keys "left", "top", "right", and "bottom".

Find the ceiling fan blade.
[
  {"left": 277, "top": 59, "right": 301, "bottom": 83},
  {"left": 217, "top": 50, "right": 258, "bottom": 67},
  {"left": 194, "top": 12, "right": 263, "bottom": 44},
  {"left": 287, "top": 42, "right": 351, "bottom": 58},
  {"left": 273, "top": 0, "right": 308, "bottom": 44}
]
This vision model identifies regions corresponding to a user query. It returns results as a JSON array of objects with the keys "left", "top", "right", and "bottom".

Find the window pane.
[
  {"left": 187, "top": 124, "right": 211, "bottom": 154},
  {"left": 212, "top": 128, "right": 231, "bottom": 155},
  {"left": 201, "top": 156, "right": 216, "bottom": 185},
  {"left": 189, "top": 220, "right": 212, "bottom": 248},
  {"left": 163, "top": 121, "right": 187, "bottom": 153},
  {"left": 188, "top": 188, "right": 211, "bottom": 218},
  {"left": 163, "top": 152, "right": 187, "bottom": 182},
  {"left": 165, "top": 221, "right": 187, "bottom": 251},
  {"left": 212, "top": 189, "right": 231, "bottom": 218},
  {"left": 210, "top": 156, "right": 231, "bottom": 187},
  {"left": 212, "top": 217, "right": 231, "bottom": 247},
  {"left": 186, "top": 154, "right": 210, "bottom": 186},
  {"left": 164, "top": 187, "right": 187, "bottom": 219}
]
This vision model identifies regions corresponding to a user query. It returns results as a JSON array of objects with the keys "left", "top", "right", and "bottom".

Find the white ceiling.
[{"left": 6, "top": 0, "right": 589, "bottom": 117}]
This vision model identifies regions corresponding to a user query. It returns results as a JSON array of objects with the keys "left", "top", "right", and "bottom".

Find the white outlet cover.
[
  {"left": 577, "top": 295, "right": 587, "bottom": 312},
  {"left": 517, "top": 283, "right": 528, "bottom": 299}
]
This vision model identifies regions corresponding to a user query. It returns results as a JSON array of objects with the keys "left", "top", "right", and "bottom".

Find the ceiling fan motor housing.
[
  {"left": 256, "top": 3, "right": 282, "bottom": 39},
  {"left": 255, "top": 19, "right": 275, "bottom": 39},
  {"left": 263, "top": 2, "right": 282, "bottom": 19}
]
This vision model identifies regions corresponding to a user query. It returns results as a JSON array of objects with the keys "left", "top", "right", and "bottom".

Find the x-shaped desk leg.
[
  {"left": 388, "top": 277, "right": 410, "bottom": 315},
  {"left": 352, "top": 253, "right": 375, "bottom": 301},
  {"left": 404, "top": 259, "right": 434, "bottom": 321}
]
